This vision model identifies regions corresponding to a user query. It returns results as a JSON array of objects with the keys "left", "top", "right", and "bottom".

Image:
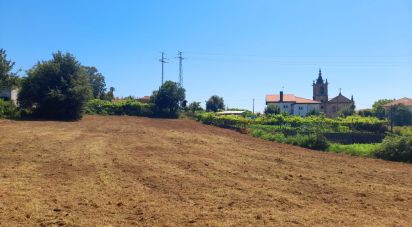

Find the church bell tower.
[{"left": 313, "top": 69, "right": 328, "bottom": 111}]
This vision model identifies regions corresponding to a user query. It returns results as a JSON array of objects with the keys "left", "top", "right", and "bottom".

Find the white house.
[
  {"left": 383, "top": 97, "right": 412, "bottom": 113},
  {"left": 0, "top": 86, "right": 18, "bottom": 105},
  {"left": 266, "top": 91, "right": 321, "bottom": 116}
]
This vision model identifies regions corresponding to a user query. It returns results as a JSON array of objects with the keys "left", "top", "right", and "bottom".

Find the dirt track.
[{"left": 0, "top": 115, "right": 411, "bottom": 226}]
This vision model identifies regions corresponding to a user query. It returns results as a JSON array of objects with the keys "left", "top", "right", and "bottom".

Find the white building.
[
  {"left": 266, "top": 91, "right": 321, "bottom": 116},
  {"left": 0, "top": 86, "right": 18, "bottom": 105}
]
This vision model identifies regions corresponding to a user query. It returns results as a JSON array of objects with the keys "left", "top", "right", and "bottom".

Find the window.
[
  {"left": 298, "top": 106, "right": 303, "bottom": 110},
  {"left": 320, "top": 87, "right": 324, "bottom": 95},
  {"left": 284, "top": 105, "right": 288, "bottom": 108}
]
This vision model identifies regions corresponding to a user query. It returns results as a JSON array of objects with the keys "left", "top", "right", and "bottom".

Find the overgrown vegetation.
[
  {"left": 375, "top": 136, "right": 412, "bottom": 163},
  {"left": 85, "top": 99, "right": 152, "bottom": 116},
  {"left": 0, "top": 99, "right": 19, "bottom": 119},
  {"left": 18, "top": 52, "right": 92, "bottom": 120}
]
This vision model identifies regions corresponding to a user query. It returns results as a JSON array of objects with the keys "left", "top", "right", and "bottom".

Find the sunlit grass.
[{"left": 328, "top": 143, "right": 381, "bottom": 157}]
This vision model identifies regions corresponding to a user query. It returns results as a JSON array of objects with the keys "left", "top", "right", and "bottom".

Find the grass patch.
[{"left": 328, "top": 143, "right": 381, "bottom": 157}]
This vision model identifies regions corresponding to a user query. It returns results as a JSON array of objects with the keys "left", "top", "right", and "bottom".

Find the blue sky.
[{"left": 1, "top": 0, "right": 411, "bottom": 112}]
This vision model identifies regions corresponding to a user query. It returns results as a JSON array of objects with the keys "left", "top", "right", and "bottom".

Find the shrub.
[
  {"left": 375, "top": 136, "right": 412, "bottom": 163},
  {"left": 85, "top": 99, "right": 152, "bottom": 116},
  {"left": 0, "top": 99, "right": 19, "bottom": 119},
  {"left": 294, "top": 134, "right": 329, "bottom": 151}
]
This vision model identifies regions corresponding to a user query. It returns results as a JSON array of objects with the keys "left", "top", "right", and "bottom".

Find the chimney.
[{"left": 280, "top": 91, "right": 284, "bottom": 102}]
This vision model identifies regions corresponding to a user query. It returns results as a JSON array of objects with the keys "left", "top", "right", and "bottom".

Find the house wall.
[
  {"left": 11, "top": 89, "right": 18, "bottom": 105},
  {"left": 293, "top": 104, "right": 320, "bottom": 117},
  {"left": 267, "top": 102, "right": 320, "bottom": 116},
  {"left": 279, "top": 102, "right": 293, "bottom": 115}
]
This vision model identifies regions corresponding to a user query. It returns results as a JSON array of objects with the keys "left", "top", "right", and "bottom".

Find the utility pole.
[
  {"left": 159, "top": 52, "right": 168, "bottom": 85},
  {"left": 176, "top": 51, "right": 184, "bottom": 87},
  {"left": 253, "top": 98, "right": 255, "bottom": 114},
  {"left": 390, "top": 105, "right": 394, "bottom": 132}
]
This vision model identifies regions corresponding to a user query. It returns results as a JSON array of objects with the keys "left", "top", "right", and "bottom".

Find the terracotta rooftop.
[
  {"left": 383, "top": 97, "right": 412, "bottom": 107},
  {"left": 266, "top": 94, "right": 321, "bottom": 104}
]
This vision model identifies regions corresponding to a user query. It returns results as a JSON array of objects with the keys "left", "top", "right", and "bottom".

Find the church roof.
[
  {"left": 383, "top": 97, "right": 412, "bottom": 107},
  {"left": 328, "top": 94, "right": 352, "bottom": 103},
  {"left": 266, "top": 94, "right": 321, "bottom": 104}
]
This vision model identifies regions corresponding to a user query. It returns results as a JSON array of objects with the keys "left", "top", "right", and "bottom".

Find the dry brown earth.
[{"left": 0, "top": 115, "right": 411, "bottom": 226}]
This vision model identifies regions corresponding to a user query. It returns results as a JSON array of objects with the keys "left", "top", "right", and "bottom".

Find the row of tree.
[{"left": 1, "top": 48, "right": 228, "bottom": 120}]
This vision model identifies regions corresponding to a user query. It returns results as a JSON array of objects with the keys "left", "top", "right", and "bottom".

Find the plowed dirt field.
[{"left": 0, "top": 115, "right": 411, "bottom": 226}]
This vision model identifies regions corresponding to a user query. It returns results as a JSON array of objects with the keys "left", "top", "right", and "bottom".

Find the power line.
[{"left": 159, "top": 52, "right": 168, "bottom": 85}]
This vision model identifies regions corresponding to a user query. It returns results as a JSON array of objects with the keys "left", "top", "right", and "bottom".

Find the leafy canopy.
[
  {"left": 150, "top": 81, "right": 185, "bottom": 118},
  {"left": 206, "top": 95, "right": 224, "bottom": 112},
  {"left": 18, "top": 51, "right": 92, "bottom": 120},
  {"left": 0, "top": 48, "right": 20, "bottom": 87}
]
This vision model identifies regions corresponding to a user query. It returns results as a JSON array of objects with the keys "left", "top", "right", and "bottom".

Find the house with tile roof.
[
  {"left": 383, "top": 98, "right": 412, "bottom": 113},
  {"left": 265, "top": 91, "right": 321, "bottom": 116}
]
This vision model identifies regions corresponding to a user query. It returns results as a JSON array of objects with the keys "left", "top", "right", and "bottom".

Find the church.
[
  {"left": 265, "top": 69, "right": 355, "bottom": 118},
  {"left": 313, "top": 69, "right": 355, "bottom": 117}
]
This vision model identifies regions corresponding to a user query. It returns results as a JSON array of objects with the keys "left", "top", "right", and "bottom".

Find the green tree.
[
  {"left": 18, "top": 51, "right": 92, "bottom": 120},
  {"left": 105, "top": 86, "right": 116, "bottom": 100},
  {"left": 264, "top": 104, "right": 280, "bottom": 115},
  {"left": 206, "top": 95, "right": 224, "bottom": 112},
  {"left": 0, "top": 49, "right": 20, "bottom": 88},
  {"left": 372, "top": 99, "right": 394, "bottom": 119},
  {"left": 187, "top": 101, "right": 203, "bottom": 114},
  {"left": 150, "top": 81, "right": 185, "bottom": 118},
  {"left": 83, "top": 66, "right": 106, "bottom": 99}
]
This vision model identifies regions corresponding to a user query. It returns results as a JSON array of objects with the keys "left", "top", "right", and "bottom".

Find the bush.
[
  {"left": 294, "top": 134, "right": 330, "bottom": 151},
  {"left": 18, "top": 52, "right": 92, "bottom": 120},
  {"left": 0, "top": 99, "right": 19, "bottom": 119},
  {"left": 375, "top": 136, "right": 412, "bottom": 163},
  {"left": 85, "top": 99, "right": 152, "bottom": 116}
]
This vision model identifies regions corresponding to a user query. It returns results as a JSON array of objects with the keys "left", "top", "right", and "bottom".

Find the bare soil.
[{"left": 0, "top": 115, "right": 411, "bottom": 226}]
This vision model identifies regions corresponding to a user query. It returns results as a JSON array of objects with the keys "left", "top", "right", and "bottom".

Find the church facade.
[{"left": 313, "top": 69, "right": 355, "bottom": 117}]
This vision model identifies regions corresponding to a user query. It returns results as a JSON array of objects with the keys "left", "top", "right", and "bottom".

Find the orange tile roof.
[
  {"left": 266, "top": 94, "right": 321, "bottom": 104},
  {"left": 383, "top": 97, "right": 412, "bottom": 107}
]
